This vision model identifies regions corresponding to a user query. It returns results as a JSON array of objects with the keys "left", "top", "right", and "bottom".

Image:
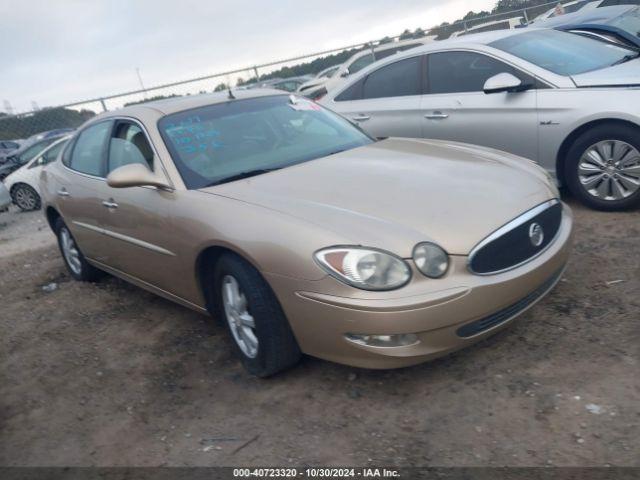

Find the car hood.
[
  {"left": 0, "top": 160, "right": 19, "bottom": 174},
  {"left": 199, "top": 138, "right": 557, "bottom": 256},
  {"left": 571, "top": 59, "right": 640, "bottom": 87}
]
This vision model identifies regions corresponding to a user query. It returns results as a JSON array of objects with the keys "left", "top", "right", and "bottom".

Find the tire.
[
  {"left": 564, "top": 124, "right": 640, "bottom": 211},
  {"left": 211, "top": 253, "right": 301, "bottom": 377},
  {"left": 54, "top": 217, "right": 102, "bottom": 282},
  {"left": 11, "top": 183, "right": 41, "bottom": 211}
]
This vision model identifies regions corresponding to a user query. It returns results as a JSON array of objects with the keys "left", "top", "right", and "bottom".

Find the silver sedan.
[{"left": 321, "top": 28, "right": 640, "bottom": 211}]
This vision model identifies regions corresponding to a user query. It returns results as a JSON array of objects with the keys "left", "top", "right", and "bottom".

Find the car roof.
[
  {"left": 398, "top": 27, "right": 533, "bottom": 53},
  {"left": 531, "top": 5, "right": 635, "bottom": 28},
  {"left": 346, "top": 37, "right": 432, "bottom": 61}
]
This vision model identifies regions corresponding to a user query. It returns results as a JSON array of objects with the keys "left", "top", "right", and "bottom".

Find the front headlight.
[
  {"left": 413, "top": 242, "right": 449, "bottom": 278},
  {"left": 314, "top": 247, "right": 411, "bottom": 291}
]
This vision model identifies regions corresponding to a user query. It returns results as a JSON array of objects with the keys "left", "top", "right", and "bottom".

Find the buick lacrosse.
[{"left": 40, "top": 90, "right": 573, "bottom": 376}]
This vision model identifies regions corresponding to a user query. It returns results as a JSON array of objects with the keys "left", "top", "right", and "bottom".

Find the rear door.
[
  {"left": 421, "top": 50, "right": 540, "bottom": 161},
  {"left": 56, "top": 121, "right": 113, "bottom": 262},
  {"left": 330, "top": 55, "right": 424, "bottom": 139}
]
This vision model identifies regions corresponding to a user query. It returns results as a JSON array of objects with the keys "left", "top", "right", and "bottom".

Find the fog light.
[{"left": 345, "top": 333, "right": 419, "bottom": 348}]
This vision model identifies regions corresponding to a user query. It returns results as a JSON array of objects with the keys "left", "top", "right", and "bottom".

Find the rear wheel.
[
  {"left": 212, "top": 253, "right": 301, "bottom": 377},
  {"left": 54, "top": 217, "right": 102, "bottom": 281},
  {"left": 564, "top": 124, "right": 640, "bottom": 210},
  {"left": 11, "top": 184, "right": 41, "bottom": 211}
]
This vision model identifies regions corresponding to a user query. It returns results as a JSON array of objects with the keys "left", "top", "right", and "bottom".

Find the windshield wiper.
[
  {"left": 611, "top": 52, "right": 640, "bottom": 66},
  {"left": 205, "top": 168, "right": 281, "bottom": 187}
]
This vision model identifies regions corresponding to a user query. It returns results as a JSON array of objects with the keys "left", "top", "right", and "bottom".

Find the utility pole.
[{"left": 136, "top": 67, "right": 148, "bottom": 98}]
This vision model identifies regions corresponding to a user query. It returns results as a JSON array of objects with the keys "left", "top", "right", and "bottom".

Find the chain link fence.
[{"left": 0, "top": 0, "right": 619, "bottom": 142}]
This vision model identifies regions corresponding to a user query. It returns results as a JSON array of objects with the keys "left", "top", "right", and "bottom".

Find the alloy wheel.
[
  {"left": 60, "top": 227, "right": 82, "bottom": 275},
  {"left": 222, "top": 275, "right": 258, "bottom": 358},
  {"left": 578, "top": 140, "right": 640, "bottom": 201},
  {"left": 14, "top": 186, "right": 38, "bottom": 210}
]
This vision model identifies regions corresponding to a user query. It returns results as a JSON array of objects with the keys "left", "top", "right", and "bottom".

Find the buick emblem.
[{"left": 529, "top": 223, "right": 544, "bottom": 247}]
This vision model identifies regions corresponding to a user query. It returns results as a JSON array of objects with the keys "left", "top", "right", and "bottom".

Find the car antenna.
[{"left": 227, "top": 88, "right": 236, "bottom": 100}]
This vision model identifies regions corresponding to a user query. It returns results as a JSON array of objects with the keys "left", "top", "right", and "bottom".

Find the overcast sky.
[{"left": 1, "top": 0, "right": 496, "bottom": 113}]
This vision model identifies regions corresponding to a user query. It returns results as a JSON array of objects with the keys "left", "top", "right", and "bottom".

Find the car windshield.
[
  {"left": 609, "top": 7, "right": 640, "bottom": 38},
  {"left": 158, "top": 95, "right": 373, "bottom": 189},
  {"left": 490, "top": 29, "right": 636, "bottom": 75},
  {"left": 13, "top": 137, "right": 59, "bottom": 164}
]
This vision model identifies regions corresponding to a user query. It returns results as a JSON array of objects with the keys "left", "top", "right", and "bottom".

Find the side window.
[
  {"left": 69, "top": 121, "right": 112, "bottom": 176},
  {"left": 428, "top": 51, "right": 522, "bottom": 94},
  {"left": 42, "top": 141, "right": 66, "bottom": 164},
  {"left": 107, "top": 122, "right": 154, "bottom": 173},
  {"left": 335, "top": 77, "right": 365, "bottom": 102},
  {"left": 61, "top": 137, "right": 76, "bottom": 167},
  {"left": 349, "top": 54, "right": 374, "bottom": 74},
  {"left": 362, "top": 56, "right": 422, "bottom": 100}
]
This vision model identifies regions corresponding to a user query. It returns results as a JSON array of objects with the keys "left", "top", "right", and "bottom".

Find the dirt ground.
[{"left": 0, "top": 197, "right": 638, "bottom": 468}]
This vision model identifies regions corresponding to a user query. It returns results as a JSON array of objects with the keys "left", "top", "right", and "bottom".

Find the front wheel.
[
  {"left": 564, "top": 124, "right": 640, "bottom": 210},
  {"left": 12, "top": 184, "right": 41, "bottom": 211},
  {"left": 212, "top": 253, "right": 301, "bottom": 377},
  {"left": 54, "top": 218, "right": 102, "bottom": 282}
]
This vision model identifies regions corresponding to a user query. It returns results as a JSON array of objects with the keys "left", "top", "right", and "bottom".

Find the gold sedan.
[{"left": 40, "top": 90, "right": 573, "bottom": 376}]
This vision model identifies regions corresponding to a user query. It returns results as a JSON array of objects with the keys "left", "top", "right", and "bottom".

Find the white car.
[
  {"left": 321, "top": 28, "right": 640, "bottom": 210},
  {"left": 300, "top": 37, "right": 434, "bottom": 100},
  {"left": 296, "top": 65, "right": 341, "bottom": 96},
  {"left": 4, "top": 136, "right": 69, "bottom": 211}
]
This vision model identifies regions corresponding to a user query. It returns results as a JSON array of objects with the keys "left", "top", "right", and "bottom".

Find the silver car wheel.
[
  {"left": 222, "top": 275, "right": 258, "bottom": 359},
  {"left": 60, "top": 227, "right": 82, "bottom": 275},
  {"left": 579, "top": 140, "right": 640, "bottom": 201},
  {"left": 14, "top": 186, "right": 37, "bottom": 210}
]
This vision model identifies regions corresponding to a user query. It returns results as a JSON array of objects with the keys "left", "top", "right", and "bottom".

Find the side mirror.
[
  {"left": 483, "top": 73, "right": 526, "bottom": 94},
  {"left": 107, "top": 163, "right": 171, "bottom": 190},
  {"left": 340, "top": 69, "right": 350, "bottom": 78},
  {"left": 28, "top": 157, "right": 43, "bottom": 169}
]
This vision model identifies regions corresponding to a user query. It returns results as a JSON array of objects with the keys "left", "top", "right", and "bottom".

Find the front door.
[
  {"left": 421, "top": 50, "right": 539, "bottom": 161},
  {"left": 97, "top": 120, "right": 184, "bottom": 296}
]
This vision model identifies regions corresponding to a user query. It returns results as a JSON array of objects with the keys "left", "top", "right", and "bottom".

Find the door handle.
[
  {"left": 425, "top": 112, "right": 449, "bottom": 120},
  {"left": 102, "top": 200, "right": 119, "bottom": 209},
  {"left": 57, "top": 188, "right": 70, "bottom": 197},
  {"left": 352, "top": 114, "right": 371, "bottom": 122}
]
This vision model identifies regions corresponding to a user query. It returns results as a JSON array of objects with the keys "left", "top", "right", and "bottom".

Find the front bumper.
[{"left": 266, "top": 204, "right": 573, "bottom": 369}]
